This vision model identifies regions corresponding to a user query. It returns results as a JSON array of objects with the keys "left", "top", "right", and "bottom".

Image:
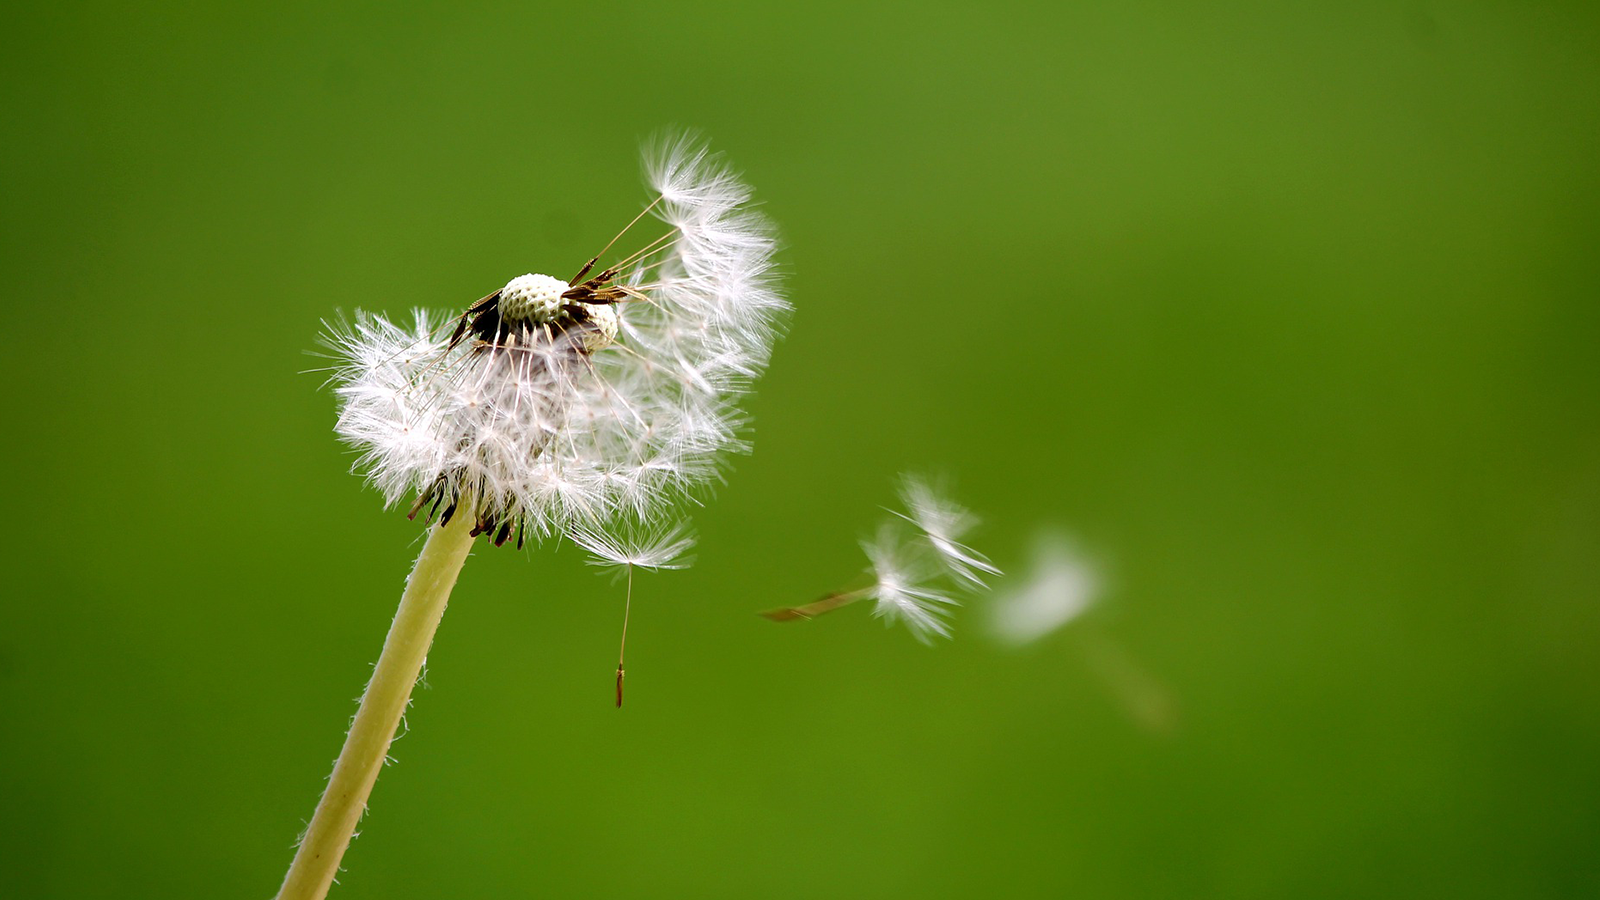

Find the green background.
[{"left": 3, "top": 1, "right": 1597, "bottom": 897}]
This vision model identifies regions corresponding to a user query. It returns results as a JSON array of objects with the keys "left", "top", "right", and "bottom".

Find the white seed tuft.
[
  {"left": 863, "top": 522, "right": 958, "bottom": 642},
  {"left": 570, "top": 521, "right": 696, "bottom": 571},
  {"left": 897, "top": 475, "right": 1001, "bottom": 587}
]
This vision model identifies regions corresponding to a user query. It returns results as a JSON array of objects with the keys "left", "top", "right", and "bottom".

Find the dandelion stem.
[{"left": 276, "top": 512, "right": 478, "bottom": 900}]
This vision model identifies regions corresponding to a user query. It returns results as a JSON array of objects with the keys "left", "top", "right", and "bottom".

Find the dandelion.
[
  {"left": 762, "top": 476, "right": 995, "bottom": 643},
  {"left": 327, "top": 137, "right": 782, "bottom": 545},
  {"left": 276, "top": 134, "right": 784, "bottom": 900}
]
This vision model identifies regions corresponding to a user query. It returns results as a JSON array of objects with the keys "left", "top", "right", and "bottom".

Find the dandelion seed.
[
  {"left": 761, "top": 475, "right": 996, "bottom": 642},
  {"left": 569, "top": 523, "right": 696, "bottom": 708},
  {"left": 987, "top": 530, "right": 1098, "bottom": 646}
]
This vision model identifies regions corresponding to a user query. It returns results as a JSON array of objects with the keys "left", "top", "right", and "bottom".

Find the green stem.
[{"left": 276, "top": 513, "right": 478, "bottom": 900}]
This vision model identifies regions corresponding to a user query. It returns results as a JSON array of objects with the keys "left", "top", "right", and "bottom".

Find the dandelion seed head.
[{"left": 327, "top": 133, "right": 786, "bottom": 551}]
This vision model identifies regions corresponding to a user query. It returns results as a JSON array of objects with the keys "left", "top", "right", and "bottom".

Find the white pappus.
[{"left": 570, "top": 522, "right": 697, "bottom": 572}]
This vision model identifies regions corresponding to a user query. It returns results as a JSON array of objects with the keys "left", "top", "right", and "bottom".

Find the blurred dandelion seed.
[
  {"left": 985, "top": 531, "right": 1177, "bottom": 734},
  {"left": 987, "top": 530, "right": 1099, "bottom": 646}
]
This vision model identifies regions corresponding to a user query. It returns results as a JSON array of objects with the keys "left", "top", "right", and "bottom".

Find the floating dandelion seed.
[
  {"left": 278, "top": 134, "right": 784, "bottom": 900},
  {"left": 985, "top": 532, "right": 1177, "bottom": 732},
  {"left": 987, "top": 530, "right": 1098, "bottom": 646},
  {"left": 762, "top": 476, "right": 996, "bottom": 642},
  {"left": 571, "top": 522, "right": 696, "bottom": 708}
]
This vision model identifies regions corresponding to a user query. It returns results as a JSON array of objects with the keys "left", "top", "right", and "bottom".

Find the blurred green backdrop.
[{"left": 2, "top": 1, "right": 1597, "bottom": 897}]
